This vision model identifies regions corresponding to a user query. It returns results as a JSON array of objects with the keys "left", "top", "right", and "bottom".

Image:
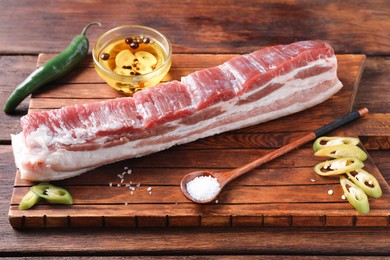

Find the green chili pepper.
[
  {"left": 314, "top": 144, "right": 367, "bottom": 161},
  {"left": 340, "top": 176, "right": 370, "bottom": 214},
  {"left": 314, "top": 157, "right": 364, "bottom": 176},
  {"left": 31, "top": 182, "right": 73, "bottom": 205},
  {"left": 3, "top": 22, "right": 101, "bottom": 114},
  {"left": 313, "top": 136, "right": 360, "bottom": 152},
  {"left": 346, "top": 169, "right": 382, "bottom": 198},
  {"left": 19, "top": 189, "right": 41, "bottom": 210}
]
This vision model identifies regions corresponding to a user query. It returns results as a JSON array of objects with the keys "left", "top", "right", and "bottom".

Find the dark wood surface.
[{"left": 1, "top": 0, "right": 390, "bottom": 257}]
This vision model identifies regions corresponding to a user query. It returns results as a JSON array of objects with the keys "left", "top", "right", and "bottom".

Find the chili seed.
[
  {"left": 100, "top": 53, "right": 110, "bottom": 60},
  {"left": 130, "top": 42, "right": 139, "bottom": 49},
  {"left": 125, "top": 38, "right": 133, "bottom": 44}
]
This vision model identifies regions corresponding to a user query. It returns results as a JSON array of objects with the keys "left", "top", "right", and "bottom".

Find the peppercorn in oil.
[{"left": 98, "top": 36, "right": 166, "bottom": 81}]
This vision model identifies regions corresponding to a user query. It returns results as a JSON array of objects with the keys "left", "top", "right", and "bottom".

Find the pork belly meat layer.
[{"left": 12, "top": 41, "right": 343, "bottom": 181}]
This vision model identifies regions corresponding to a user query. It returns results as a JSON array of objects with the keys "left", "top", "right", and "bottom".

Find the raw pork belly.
[{"left": 12, "top": 40, "right": 343, "bottom": 181}]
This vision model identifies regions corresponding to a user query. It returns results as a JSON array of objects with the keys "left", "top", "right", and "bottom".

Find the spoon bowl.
[{"left": 180, "top": 170, "right": 225, "bottom": 204}]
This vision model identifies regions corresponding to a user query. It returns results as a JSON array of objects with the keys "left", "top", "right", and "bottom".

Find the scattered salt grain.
[
  {"left": 136, "top": 183, "right": 141, "bottom": 187},
  {"left": 124, "top": 166, "right": 129, "bottom": 170},
  {"left": 117, "top": 184, "right": 121, "bottom": 187},
  {"left": 147, "top": 187, "right": 152, "bottom": 191},
  {"left": 125, "top": 202, "right": 128, "bottom": 206},
  {"left": 127, "top": 169, "right": 132, "bottom": 174},
  {"left": 186, "top": 175, "right": 221, "bottom": 202},
  {"left": 341, "top": 194, "right": 346, "bottom": 200},
  {"left": 109, "top": 182, "right": 112, "bottom": 187},
  {"left": 328, "top": 189, "right": 334, "bottom": 195},
  {"left": 215, "top": 200, "right": 219, "bottom": 204},
  {"left": 310, "top": 179, "right": 316, "bottom": 182}
]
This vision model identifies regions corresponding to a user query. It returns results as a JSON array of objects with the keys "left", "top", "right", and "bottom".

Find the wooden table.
[{"left": 1, "top": 0, "right": 389, "bottom": 257}]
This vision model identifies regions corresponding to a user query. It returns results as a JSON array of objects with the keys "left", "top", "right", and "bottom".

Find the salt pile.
[{"left": 186, "top": 175, "right": 221, "bottom": 202}]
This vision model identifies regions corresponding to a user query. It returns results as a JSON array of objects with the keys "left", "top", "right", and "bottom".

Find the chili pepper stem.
[{"left": 81, "top": 22, "right": 101, "bottom": 36}]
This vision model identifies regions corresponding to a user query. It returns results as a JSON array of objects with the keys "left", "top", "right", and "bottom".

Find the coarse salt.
[
  {"left": 186, "top": 175, "right": 221, "bottom": 202},
  {"left": 328, "top": 189, "right": 334, "bottom": 195}
]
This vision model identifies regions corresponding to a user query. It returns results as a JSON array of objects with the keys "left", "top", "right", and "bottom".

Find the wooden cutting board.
[{"left": 9, "top": 53, "right": 390, "bottom": 228}]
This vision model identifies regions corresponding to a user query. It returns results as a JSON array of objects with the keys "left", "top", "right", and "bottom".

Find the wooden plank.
[
  {"left": 13, "top": 165, "right": 338, "bottom": 187},
  {"left": 9, "top": 147, "right": 390, "bottom": 228},
  {"left": 8, "top": 198, "right": 390, "bottom": 228},
  {"left": 356, "top": 57, "right": 390, "bottom": 113},
  {"left": 9, "top": 53, "right": 390, "bottom": 229},
  {"left": 0, "top": 55, "right": 37, "bottom": 142},
  {"left": 1, "top": 1, "right": 389, "bottom": 55}
]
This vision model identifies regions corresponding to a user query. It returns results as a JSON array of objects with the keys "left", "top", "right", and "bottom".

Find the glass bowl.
[{"left": 92, "top": 25, "right": 172, "bottom": 95}]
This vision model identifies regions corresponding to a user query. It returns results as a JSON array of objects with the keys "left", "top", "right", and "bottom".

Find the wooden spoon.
[{"left": 180, "top": 107, "right": 369, "bottom": 204}]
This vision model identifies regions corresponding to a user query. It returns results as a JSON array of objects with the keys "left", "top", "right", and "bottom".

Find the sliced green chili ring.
[
  {"left": 19, "top": 189, "right": 41, "bottom": 210},
  {"left": 314, "top": 144, "right": 367, "bottom": 161},
  {"left": 340, "top": 176, "right": 370, "bottom": 214},
  {"left": 313, "top": 136, "right": 360, "bottom": 152},
  {"left": 347, "top": 169, "right": 382, "bottom": 198},
  {"left": 314, "top": 157, "right": 364, "bottom": 176},
  {"left": 31, "top": 182, "right": 73, "bottom": 205}
]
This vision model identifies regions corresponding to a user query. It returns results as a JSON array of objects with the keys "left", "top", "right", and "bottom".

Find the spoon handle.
[{"left": 220, "top": 107, "right": 369, "bottom": 184}]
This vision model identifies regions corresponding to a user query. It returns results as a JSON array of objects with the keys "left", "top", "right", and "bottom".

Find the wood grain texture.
[
  {"left": 0, "top": 56, "right": 37, "bottom": 142},
  {"left": 2, "top": 146, "right": 388, "bottom": 256},
  {"left": 8, "top": 53, "right": 390, "bottom": 229},
  {"left": 0, "top": 1, "right": 389, "bottom": 55},
  {"left": 1, "top": 0, "right": 390, "bottom": 256}
]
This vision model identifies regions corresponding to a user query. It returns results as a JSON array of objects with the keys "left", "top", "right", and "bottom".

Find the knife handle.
[{"left": 314, "top": 107, "right": 368, "bottom": 137}]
